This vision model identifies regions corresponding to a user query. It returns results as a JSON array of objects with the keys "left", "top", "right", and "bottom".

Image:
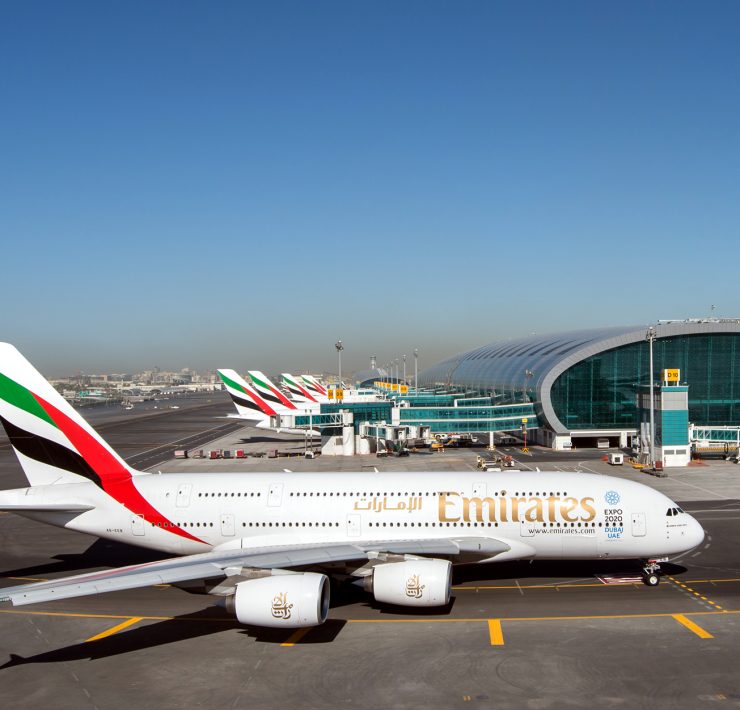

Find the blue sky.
[{"left": 1, "top": 1, "right": 739, "bottom": 375}]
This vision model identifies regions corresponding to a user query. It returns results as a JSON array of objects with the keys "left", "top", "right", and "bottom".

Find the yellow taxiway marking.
[
  {"left": 686, "top": 578, "right": 740, "bottom": 585},
  {"left": 455, "top": 577, "right": 740, "bottom": 592},
  {"left": 86, "top": 616, "right": 143, "bottom": 642},
  {"left": 487, "top": 619, "right": 504, "bottom": 645},
  {"left": 0, "top": 609, "right": 170, "bottom": 621},
  {"left": 672, "top": 614, "right": 714, "bottom": 639},
  {"left": 281, "top": 627, "right": 311, "bottom": 647},
  {"left": 347, "top": 609, "right": 739, "bottom": 623},
  {"left": 453, "top": 582, "right": 619, "bottom": 590},
  {"left": 5, "top": 577, "right": 49, "bottom": 582},
  {"left": 667, "top": 575, "right": 725, "bottom": 611}
]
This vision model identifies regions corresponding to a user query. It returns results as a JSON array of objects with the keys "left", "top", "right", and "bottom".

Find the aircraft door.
[
  {"left": 131, "top": 514, "right": 145, "bottom": 536},
  {"left": 347, "top": 513, "right": 361, "bottom": 537},
  {"left": 176, "top": 484, "right": 192, "bottom": 508},
  {"left": 268, "top": 483, "right": 283, "bottom": 507},
  {"left": 520, "top": 519, "right": 535, "bottom": 537},
  {"left": 220, "top": 514, "right": 235, "bottom": 537},
  {"left": 631, "top": 512, "right": 646, "bottom": 537},
  {"left": 473, "top": 482, "right": 487, "bottom": 498}
]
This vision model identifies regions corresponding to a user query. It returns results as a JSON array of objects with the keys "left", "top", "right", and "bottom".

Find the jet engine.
[
  {"left": 365, "top": 558, "right": 452, "bottom": 607},
  {"left": 224, "top": 572, "right": 330, "bottom": 628}
]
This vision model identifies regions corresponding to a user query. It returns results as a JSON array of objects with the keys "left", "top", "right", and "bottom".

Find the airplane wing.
[
  {"left": 0, "top": 537, "right": 512, "bottom": 607},
  {"left": 0, "top": 504, "right": 95, "bottom": 513}
]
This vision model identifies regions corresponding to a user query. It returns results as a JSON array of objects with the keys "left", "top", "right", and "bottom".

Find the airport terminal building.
[{"left": 418, "top": 320, "right": 740, "bottom": 451}]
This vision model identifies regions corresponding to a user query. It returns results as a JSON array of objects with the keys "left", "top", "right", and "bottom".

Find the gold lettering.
[
  {"left": 463, "top": 497, "right": 497, "bottom": 522},
  {"left": 546, "top": 495, "right": 558, "bottom": 522},
  {"left": 511, "top": 497, "right": 528, "bottom": 522},
  {"left": 438, "top": 492, "right": 460, "bottom": 522},
  {"left": 580, "top": 497, "right": 596, "bottom": 521},
  {"left": 498, "top": 496, "right": 508, "bottom": 522},
  {"left": 524, "top": 497, "right": 544, "bottom": 522},
  {"left": 560, "top": 497, "right": 579, "bottom": 522}
]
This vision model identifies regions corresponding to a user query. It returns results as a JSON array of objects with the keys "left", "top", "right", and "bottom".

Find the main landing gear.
[{"left": 641, "top": 560, "right": 662, "bottom": 586}]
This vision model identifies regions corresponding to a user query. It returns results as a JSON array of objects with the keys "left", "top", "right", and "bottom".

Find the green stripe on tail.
[{"left": 0, "top": 373, "right": 57, "bottom": 428}]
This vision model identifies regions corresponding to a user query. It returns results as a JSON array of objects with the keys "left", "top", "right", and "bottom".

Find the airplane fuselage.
[{"left": 3, "top": 471, "right": 704, "bottom": 562}]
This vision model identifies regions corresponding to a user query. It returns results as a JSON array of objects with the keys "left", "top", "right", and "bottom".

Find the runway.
[{"left": 1, "top": 403, "right": 739, "bottom": 708}]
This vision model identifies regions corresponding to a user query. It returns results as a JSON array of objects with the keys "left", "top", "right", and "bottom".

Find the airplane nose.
[{"left": 687, "top": 515, "right": 705, "bottom": 549}]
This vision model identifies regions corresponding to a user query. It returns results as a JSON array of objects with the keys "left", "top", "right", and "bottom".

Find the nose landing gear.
[{"left": 641, "top": 560, "right": 662, "bottom": 586}]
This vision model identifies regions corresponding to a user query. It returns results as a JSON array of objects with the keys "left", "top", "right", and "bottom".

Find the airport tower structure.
[
  {"left": 636, "top": 369, "right": 690, "bottom": 468},
  {"left": 418, "top": 320, "right": 740, "bottom": 457}
]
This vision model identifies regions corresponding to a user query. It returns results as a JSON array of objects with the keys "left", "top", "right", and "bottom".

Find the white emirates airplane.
[
  {"left": 0, "top": 343, "right": 704, "bottom": 629},
  {"left": 216, "top": 368, "right": 318, "bottom": 436}
]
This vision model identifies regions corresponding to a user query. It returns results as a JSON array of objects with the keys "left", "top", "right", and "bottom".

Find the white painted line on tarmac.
[
  {"left": 132, "top": 422, "right": 238, "bottom": 458},
  {"left": 665, "top": 477, "right": 730, "bottom": 499},
  {"left": 686, "top": 508, "right": 740, "bottom": 514}
]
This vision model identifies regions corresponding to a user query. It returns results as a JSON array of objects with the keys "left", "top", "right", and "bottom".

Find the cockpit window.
[{"left": 667, "top": 508, "right": 674, "bottom": 516}]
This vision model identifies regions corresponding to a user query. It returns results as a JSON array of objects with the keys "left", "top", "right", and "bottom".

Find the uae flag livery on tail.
[
  {"left": 0, "top": 343, "right": 204, "bottom": 543},
  {"left": 217, "top": 369, "right": 276, "bottom": 418}
]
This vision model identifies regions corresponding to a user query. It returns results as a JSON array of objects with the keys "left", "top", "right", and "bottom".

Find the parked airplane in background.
[
  {"left": 0, "top": 343, "right": 704, "bottom": 631},
  {"left": 217, "top": 369, "right": 317, "bottom": 435},
  {"left": 248, "top": 371, "right": 321, "bottom": 413},
  {"left": 281, "top": 373, "right": 322, "bottom": 404},
  {"left": 301, "top": 374, "right": 328, "bottom": 399}
]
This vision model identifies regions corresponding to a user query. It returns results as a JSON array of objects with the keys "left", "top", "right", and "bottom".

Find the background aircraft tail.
[
  {"left": 281, "top": 373, "right": 318, "bottom": 404},
  {"left": 217, "top": 369, "right": 275, "bottom": 419},
  {"left": 247, "top": 371, "right": 297, "bottom": 412},
  {"left": 0, "top": 342, "right": 137, "bottom": 487},
  {"left": 301, "top": 375, "right": 328, "bottom": 398}
]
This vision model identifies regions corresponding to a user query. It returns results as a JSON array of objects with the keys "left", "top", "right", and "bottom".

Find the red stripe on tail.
[{"left": 33, "top": 394, "right": 205, "bottom": 544}]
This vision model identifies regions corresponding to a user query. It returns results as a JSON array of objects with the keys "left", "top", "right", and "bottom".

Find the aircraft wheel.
[{"left": 643, "top": 572, "right": 660, "bottom": 587}]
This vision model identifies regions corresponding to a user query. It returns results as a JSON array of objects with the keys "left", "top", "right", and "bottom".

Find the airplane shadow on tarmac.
[
  {"left": 452, "top": 558, "right": 688, "bottom": 583},
  {"left": 0, "top": 539, "right": 168, "bottom": 581},
  {"left": 238, "top": 436, "right": 301, "bottom": 444},
  {"left": 0, "top": 610, "right": 347, "bottom": 668}
]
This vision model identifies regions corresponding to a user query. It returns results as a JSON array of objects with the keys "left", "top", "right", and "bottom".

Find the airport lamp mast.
[
  {"left": 403, "top": 355, "right": 407, "bottom": 388},
  {"left": 335, "top": 340, "right": 344, "bottom": 386},
  {"left": 646, "top": 326, "right": 656, "bottom": 470},
  {"left": 414, "top": 348, "right": 418, "bottom": 393}
]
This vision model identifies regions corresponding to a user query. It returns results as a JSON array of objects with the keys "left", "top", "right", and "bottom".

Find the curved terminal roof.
[{"left": 419, "top": 320, "right": 740, "bottom": 434}]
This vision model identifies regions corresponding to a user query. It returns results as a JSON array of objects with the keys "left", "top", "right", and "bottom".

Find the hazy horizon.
[{"left": 3, "top": 2, "right": 739, "bottom": 377}]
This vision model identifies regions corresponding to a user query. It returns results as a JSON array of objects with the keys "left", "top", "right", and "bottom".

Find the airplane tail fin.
[
  {"left": 302, "top": 375, "right": 327, "bottom": 397},
  {"left": 217, "top": 370, "right": 275, "bottom": 418},
  {"left": 0, "top": 343, "right": 136, "bottom": 487},
  {"left": 281, "top": 373, "right": 318, "bottom": 404},
  {"left": 247, "top": 371, "right": 297, "bottom": 412}
]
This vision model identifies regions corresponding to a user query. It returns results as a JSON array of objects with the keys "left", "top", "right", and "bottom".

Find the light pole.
[
  {"left": 646, "top": 326, "right": 656, "bottom": 469},
  {"left": 335, "top": 340, "right": 344, "bottom": 386},
  {"left": 524, "top": 369, "right": 534, "bottom": 401},
  {"left": 414, "top": 348, "right": 418, "bottom": 393},
  {"left": 403, "top": 355, "right": 407, "bottom": 387}
]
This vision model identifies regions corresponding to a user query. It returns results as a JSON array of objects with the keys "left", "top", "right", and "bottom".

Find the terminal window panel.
[{"left": 550, "top": 334, "right": 740, "bottom": 429}]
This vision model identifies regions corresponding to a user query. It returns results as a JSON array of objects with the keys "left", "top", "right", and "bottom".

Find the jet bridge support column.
[{"left": 342, "top": 410, "right": 355, "bottom": 456}]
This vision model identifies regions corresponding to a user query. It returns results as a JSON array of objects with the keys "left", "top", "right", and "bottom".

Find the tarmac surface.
[{"left": 1, "top": 398, "right": 739, "bottom": 709}]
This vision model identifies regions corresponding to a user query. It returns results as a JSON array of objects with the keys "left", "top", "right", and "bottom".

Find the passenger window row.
[{"left": 197, "top": 492, "right": 261, "bottom": 498}]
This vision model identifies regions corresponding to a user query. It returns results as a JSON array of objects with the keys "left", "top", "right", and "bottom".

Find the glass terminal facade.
[
  {"left": 551, "top": 334, "right": 740, "bottom": 429},
  {"left": 419, "top": 322, "right": 740, "bottom": 436}
]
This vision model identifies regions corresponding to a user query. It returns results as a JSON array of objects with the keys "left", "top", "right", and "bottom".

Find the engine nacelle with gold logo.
[
  {"left": 224, "top": 572, "right": 330, "bottom": 628},
  {"left": 368, "top": 559, "right": 452, "bottom": 607}
]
